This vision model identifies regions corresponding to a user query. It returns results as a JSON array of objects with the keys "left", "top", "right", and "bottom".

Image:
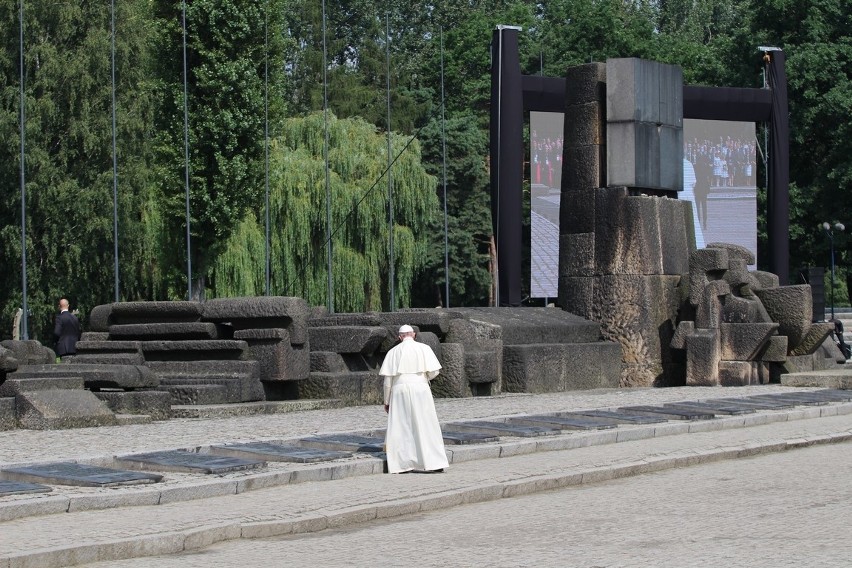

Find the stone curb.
[
  {"left": 3, "top": 429, "right": 851, "bottom": 568},
  {"left": 2, "top": 402, "right": 851, "bottom": 526}
]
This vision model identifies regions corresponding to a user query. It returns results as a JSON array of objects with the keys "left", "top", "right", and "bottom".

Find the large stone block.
[
  {"left": 430, "top": 342, "right": 469, "bottom": 398},
  {"left": 717, "top": 361, "right": 753, "bottom": 386},
  {"left": 0, "top": 397, "right": 15, "bottom": 430},
  {"left": 560, "top": 233, "right": 594, "bottom": 278},
  {"left": 140, "top": 340, "right": 249, "bottom": 361},
  {"left": 593, "top": 274, "right": 682, "bottom": 387},
  {"left": 309, "top": 312, "right": 383, "bottom": 327},
  {"left": 297, "top": 372, "right": 383, "bottom": 405},
  {"left": 685, "top": 329, "right": 720, "bottom": 386},
  {"left": 87, "top": 304, "right": 114, "bottom": 332},
  {"left": 561, "top": 145, "right": 605, "bottom": 193},
  {"left": 0, "top": 345, "right": 19, "bottom": 373},
  {"left": 559, "top": 276, "right": 594, "bottom": 319},
  {"left": 706, "top": 242, "right": 755, "bottom": 265},
  {"left": 564, "top": 102, "right": 605, "bottom": 147},
  {"left": 309, "top": 351, "right": 348, "bottom": 373},
  {"left": 754, "top": 285, "right": 812, "bottom": 348},
  {"left": 379, "top": 310, "right": 457, "bottom": 338},
  {"left": 757, "top": 335, "right": 788, "bottom": 362},
  {"left": 10, "top": 363, "right": 158, "bottom": 390},
  {"left": 695, "top": 279, "right": 731, "bottom": 329},
  {"left": 15, "top": 389, "right": 117, "bottom": 429},
  {"left": 94, "top": 391, "right": 172, "bottom": 421},
  {"left": 789, "top": 322, "right": 834, "bottom": 356},
  {"left": 0, "top": 376, "right": 84, "bottom": 397},
  {"left": 234, "top": 328, "right": 310, "bottom": 381},
  {"left": 718, "top": 322, "right": 779, "bottom": 361},
  {"left": 308, "top": 326, "right": 388, "bottom": 355},
  {"left": 110, "top": 301, "right": 203, "bottom": 324},
  {"left": 502, "top": 342, "right": 621, "bottom": 393},
  {"left": 659, "top": 126, "right": 683, "bottom": 191},
  {"left": 108, "top": 322, "right": 226, "bottom": 341},
  {"left": 564, "top": 62, "right": 606, "bottom": 107},
  {"left": 559, "top": 188, "right": 595, "bottom": 234},
  {"left": 449, "top": 307, "right": 602, "bottom": 345},
  {"left": 658, "top": 197, "right": 692, "bottom": 275},
  {"left": 203, "top": 296, "right": 310, "bottom": 344},
  {"left": 606, "top": 121, "right": 660, "bottom": 189},
  {"left": 1, "top": 340, "right": 55, "bottom": 365},
  {"left": 464, "top": 339, "right": 502, "bottom": 389},
  {"left": 606, "top": 58, "right": 683, "bottom": 127}
]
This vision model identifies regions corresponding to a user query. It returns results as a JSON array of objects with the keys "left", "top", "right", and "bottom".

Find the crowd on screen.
[
  {"left": 531, "top": 134, "right": 563, "bottom": 188},
  {"left": 685, "top": 136, "right": 757, "bottom": 188}
]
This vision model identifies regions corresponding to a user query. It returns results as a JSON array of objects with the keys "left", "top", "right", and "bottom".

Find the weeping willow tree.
[{"left": 214, "top": 112, "right": 439, "bottom": 311}]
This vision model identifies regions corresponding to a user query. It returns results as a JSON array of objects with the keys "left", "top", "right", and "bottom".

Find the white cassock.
[{"left": 380, "top": 337, "right": 449, "bottom": 474}]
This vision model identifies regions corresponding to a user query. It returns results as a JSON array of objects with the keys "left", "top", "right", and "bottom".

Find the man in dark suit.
[{"left": 53, "top": 297, "right": 81, "bottom": 361}]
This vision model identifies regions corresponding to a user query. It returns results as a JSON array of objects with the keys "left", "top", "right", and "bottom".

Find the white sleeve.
[{"left": 383, "top": 375, "right": 393, "bottom": 405}]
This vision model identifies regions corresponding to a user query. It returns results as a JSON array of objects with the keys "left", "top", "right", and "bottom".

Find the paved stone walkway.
[{"left": 1, "top": 385, "right": 850, "bottom": 567}]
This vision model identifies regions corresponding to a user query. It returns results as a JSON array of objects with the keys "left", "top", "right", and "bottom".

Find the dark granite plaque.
[
  {"left": 569, "top": 409, "right": 667, "bottom": 424},
  {"left": 663, "top": 402, "right": 754, "bottom": 416},
  {"left": 748, "top": 394, "right": 828, "bottom": 406},
  {"left": 211, "top": 443, "right": 351, "bottom": 463},
  {"left": 115, "top": 451, "right": 266, "bottom": 473},
  {"left": 446, "top": 421, "right": 560, "bottom": 437},
  {"left": 618, "top": 405, "right": 715, "bottom": 420},
  {"left": 509, "top": 414, "right": 618, "bottom": 430},
  {"left": 709, "top": 397, "right": 793, "bottom": 410},
  {"left": 776, "top": 390, "right": 851, "bottom": 402},
  {"left": 441, "top": 431, "right": 500, "bottom": 445},
  {"left": 298, "top": 435, "right": 386, "bottom": 453},
  {"left": 816, "top": 389, "right": 852, "bottom": 401},
  {"left": 1, "top": 462, "right": 163, "bottom": 487},
  {"left": 0, "top": 480, "right": 53, "bottom": 497}
]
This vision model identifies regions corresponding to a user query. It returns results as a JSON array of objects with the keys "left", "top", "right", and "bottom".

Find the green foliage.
[{"left": 213, "top": 112, "right": 440, "bottom": 311}]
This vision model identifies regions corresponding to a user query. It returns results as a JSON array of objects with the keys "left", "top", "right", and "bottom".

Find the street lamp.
[{"left": 821, "top": 221, "right": 846, "bottom": 320}]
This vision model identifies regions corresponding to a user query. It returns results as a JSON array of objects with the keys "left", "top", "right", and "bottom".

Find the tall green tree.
[
  {"left": 214, "top": 112, "right": 440, "bottom": 311},
  {"left": 150, "top": 0, "right": 287, "bottom": 299},
  {"left": 0, "top": 0, "right": 158, "bottom": 340}
]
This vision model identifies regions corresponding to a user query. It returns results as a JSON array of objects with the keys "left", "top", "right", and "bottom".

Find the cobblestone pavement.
[
  {"left": 92, "top": 441, "right": 852, "bottom": 568},
  {"left": 1, "top": 385, "right": 851, "bottom": 567}
]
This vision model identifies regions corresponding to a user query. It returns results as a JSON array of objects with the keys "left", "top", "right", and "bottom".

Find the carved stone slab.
[
  {"left": 813, "top": 389, "right": 852, "bottom": 401},
  {"left": 663, "top": 402, "right": 754, "bottom": 416},
  {"left": 0, "top": 480, "right": 53, "bottom": 497},
  {"left": 618, "top": 405, "right": 715, "bottom": 420},
  {"left": 1, "top": 462, "right": 163, "bottom": 487},
  {"left": 446, "top": 421, "right": 560, "bottom": 437},
  {"left": 508, "top": 414, "right": 618, "bottom": 430},
  {"left": 569, "top": 409, "right": 667, "bottom": 424},
  {"left": 115, "top": 451, "right": 266, "bottom": 473},
  {"left": 298, "top": 435, "right": 386, "bottom": 453},
  {"left": 210, "top": 443, "right": 351, "bottom": 463}
]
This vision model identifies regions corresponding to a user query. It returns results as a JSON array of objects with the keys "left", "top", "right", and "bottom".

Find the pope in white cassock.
[{"left": 380, "top": 325, "right": 449, "bottom": 474}]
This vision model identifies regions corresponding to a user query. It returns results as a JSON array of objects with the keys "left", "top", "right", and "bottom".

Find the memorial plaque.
[
  {"left": 446, "top": 421, "right": 560, "bottom": 437},
  {"left": 775, "top": 390, "right": 852, "bottom": 403},
  {"left": 569, "top": 409, "right": 667, "bottom": 424},
  {"left": 663, "top": 402, "right": 754, "bottom": 415},
  {"left": 618, "top": 405, "right": 714, "bottom": 420},
  {"left": 441, "top": 431, "right": 500, "bottom": 445},
  {"left": 115, "top": 451, "right": 265, "bottom": 474},
  {"left": 708, "top": 397, "right": 793, "bottom": 410},
  {"left": 748, "top": 394, "right": 828, "bottom": 406},
  {"left": 1, "top": 462, "right": 163, "bottom": 487},
  {"left": 298, "top": 435, "right": 386, "bottom": 453},
  {"left": 816, "top": 389, "right": 852, "bottom": 401},
  {"left": 0, "top": 480, "right": 53, "bottom": 497},
  {"left": 508, "top": 414, "right": 618, "bottom": 430},
  {"left": 211, "top": 443, "right": 351, "bottom": 463}
]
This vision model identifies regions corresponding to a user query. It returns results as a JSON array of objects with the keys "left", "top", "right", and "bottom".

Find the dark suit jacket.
[{"left": 53, "top": 310, "right": 82, "bottom": 357}]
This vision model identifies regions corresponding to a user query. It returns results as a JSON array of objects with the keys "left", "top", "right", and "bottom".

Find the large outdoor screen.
[{"left": 529, "top": 112, "right": 758, "bottom": 300}]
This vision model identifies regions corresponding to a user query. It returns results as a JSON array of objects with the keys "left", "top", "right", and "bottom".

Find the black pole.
[
  {"left": 182, "top": 1, "right": 193, "bottom": 300},
  {"left": 18, "top": 0, "right": 28, "bottom": 339},
  {"left": 766, "top": 50, "right": 790, "bottom": 284},
  {"left": 264, "top": 0, "right": 270, "bottom": 296},
  {"left": 111, "top": 0, "right": 120, "bottom": 302}
]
